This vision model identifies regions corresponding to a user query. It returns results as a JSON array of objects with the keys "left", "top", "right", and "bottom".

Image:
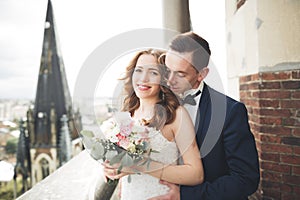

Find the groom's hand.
[{"left": 147, "top": 180, "right": 180, "bottom": 200}]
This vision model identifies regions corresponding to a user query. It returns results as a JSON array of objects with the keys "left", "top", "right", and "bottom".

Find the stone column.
[
  {"left": 162, "top": 0, "right": 191, "bottom": 45},
  {"left": 162, "top": 0, "right": 191, "bottom": 33}
]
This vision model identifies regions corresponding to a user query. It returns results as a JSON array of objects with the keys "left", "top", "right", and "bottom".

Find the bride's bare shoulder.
[{"left": 175, "top": 105, "right": 189, "bottom": 117}]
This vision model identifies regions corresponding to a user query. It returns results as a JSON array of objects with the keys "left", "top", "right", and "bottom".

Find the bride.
[{"left": 103, "top": 49, "right": 203, "bottom": 200}]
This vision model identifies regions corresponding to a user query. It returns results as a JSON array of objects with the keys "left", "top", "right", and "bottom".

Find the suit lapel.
[{"left": 195, "top": 83, "right": 210, "bottom": 146}]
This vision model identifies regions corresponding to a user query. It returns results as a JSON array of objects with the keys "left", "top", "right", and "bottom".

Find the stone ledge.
[{"left": 17, "top": 150, "right": 104, "bottom": 200}]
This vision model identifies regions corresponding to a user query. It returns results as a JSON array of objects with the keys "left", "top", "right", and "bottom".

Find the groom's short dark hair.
[{"left": 169, "top": 32, "right": 211, "bottom": 71}]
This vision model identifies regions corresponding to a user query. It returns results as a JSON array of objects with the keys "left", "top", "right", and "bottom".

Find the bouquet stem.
[{"left": 94, "top": 178, "right": 119, "bottom": 200}]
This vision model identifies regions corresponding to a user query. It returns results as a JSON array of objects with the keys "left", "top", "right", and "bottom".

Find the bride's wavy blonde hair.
[{"left": 120, "top": 49, "right": 180, "bottom": 129}]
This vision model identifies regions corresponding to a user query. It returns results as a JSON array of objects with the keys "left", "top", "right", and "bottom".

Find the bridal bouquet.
[{"left": 80, "top": 112, "right": 159, "bottom": 176}]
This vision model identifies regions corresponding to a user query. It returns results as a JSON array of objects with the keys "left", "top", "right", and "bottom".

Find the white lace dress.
[{"left": 120, "top": 130, "right": 179, "bottom": 200}]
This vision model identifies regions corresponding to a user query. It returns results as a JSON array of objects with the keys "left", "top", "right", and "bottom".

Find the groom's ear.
[
  {"left": 197, "top": 67, "right": 209, "bottom": 82},
  {"left": 158, "top": 53, "right": 166, "bottom": 64}
]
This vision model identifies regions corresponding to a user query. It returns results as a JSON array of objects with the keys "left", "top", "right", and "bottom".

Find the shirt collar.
[{"left": 182, "top": 81, "right": 204, "bottom": 98}]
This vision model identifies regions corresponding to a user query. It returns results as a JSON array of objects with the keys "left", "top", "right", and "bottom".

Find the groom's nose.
[{"left": 167, "top": 71, "right": 176, "bottom": 86}]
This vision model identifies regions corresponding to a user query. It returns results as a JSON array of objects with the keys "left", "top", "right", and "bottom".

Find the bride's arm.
[{"left": 133, "top": 106, "right": 204, "bottom": 185}]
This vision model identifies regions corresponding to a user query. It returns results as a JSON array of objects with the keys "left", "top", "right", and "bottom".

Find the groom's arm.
[{"left": 181, "top": 102, "right": 260, "bottom": 200}]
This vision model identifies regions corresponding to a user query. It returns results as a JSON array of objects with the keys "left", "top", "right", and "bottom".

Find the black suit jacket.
[{"left": 180, "top": 84, "right": 260, "bottom": 200}]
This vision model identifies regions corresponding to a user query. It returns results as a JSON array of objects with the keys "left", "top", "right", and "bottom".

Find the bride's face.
[{"left": 132, "top": 54, "right": 161, "bottom": 101}]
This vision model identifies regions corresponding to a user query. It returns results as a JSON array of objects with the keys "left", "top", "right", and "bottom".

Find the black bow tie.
[{"left": 182, "top": 90, "right": 201, "bottom": 105}]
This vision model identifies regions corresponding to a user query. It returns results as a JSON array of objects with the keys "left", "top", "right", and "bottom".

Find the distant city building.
[
  {"left": 15, "top": 0, "right": 82, "bottom": 191},
  {"left": 0, "top": 99, "right": 32, "bottom": 121}
]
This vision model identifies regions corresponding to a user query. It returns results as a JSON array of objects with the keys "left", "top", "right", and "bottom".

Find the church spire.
[
  {"left": 32, "top": 0, "right": 72, "bottom": 147},
  {"left": 14, "top": 0, "right": 82, "bottom": 188}
]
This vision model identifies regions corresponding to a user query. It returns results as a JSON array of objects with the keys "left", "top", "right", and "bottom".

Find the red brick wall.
[{"left": 240, "top": 70, "right": 300, "bottom": 200}]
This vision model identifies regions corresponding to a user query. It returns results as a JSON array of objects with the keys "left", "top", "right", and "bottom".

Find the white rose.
[{"left": 114, "top": 112, "right": 132, "bottom": 126}]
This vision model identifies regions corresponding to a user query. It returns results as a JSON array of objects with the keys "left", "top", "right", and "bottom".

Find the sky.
[{"left": 0, "top": 0, "right": 226, "bottom": 100}]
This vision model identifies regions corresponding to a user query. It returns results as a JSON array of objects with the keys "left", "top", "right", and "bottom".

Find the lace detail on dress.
[{"left": 121, "top": 130, "right": 179, "bottom": 200}]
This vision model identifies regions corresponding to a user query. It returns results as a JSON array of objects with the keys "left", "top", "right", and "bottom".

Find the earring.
[{"left": 162, "top": 92, "right": 165, "bottom": 101}]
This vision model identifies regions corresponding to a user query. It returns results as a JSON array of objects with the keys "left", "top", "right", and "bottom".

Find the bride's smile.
[{"left": 137, "top": 84, "right": 152, "bottom": 91}]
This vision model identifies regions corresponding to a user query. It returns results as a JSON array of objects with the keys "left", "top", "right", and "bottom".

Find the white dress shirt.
[{"left": 183, "top": 81, "right": 204, "bottom": 125}]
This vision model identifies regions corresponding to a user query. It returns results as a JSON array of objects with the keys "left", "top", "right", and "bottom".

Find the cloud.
[
  {"left": 0, "top": 0, "right": 46, "bottom": 98},
  {"left": 0, "top": 77, "right": 37, "bottom": 99}
]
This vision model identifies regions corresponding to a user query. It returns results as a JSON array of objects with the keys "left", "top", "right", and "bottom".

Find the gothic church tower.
[{"left": 15, "top": 0, "right": 82, "bottom": 187}]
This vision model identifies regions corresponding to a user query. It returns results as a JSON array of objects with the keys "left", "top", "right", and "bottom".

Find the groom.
[{"left": 150, "top": 32, "right": 260, "bottom": 200}]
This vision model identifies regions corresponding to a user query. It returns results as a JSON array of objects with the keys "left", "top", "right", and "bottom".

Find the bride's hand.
[{"left": 102, "top": 161, "right": 132, "bottom": 180}]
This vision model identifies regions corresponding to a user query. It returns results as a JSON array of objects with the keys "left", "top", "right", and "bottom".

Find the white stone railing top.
[{"left": 17, "top": 150, "right": 104, "bottom": 200}]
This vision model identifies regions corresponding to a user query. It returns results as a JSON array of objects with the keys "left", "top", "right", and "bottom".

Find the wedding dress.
[{"left": 120, "top": 129, "right": 179, "bottom": 200}]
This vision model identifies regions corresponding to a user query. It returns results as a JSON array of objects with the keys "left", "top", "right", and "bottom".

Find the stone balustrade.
[{"left": 16, "top": 150, "right": 118, "bottom": 200}]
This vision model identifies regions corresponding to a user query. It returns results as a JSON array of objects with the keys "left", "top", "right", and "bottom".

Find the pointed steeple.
[
  {"left": 13, "top": 0, "right": 82, "bottom": 188},
  {"left": 32, "top": 0, "right": 73, "bottom": 147}
]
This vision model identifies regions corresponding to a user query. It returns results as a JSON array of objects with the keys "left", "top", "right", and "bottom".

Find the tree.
[{"left": 5, "top": 138, "right": 18, "bottom": 154}]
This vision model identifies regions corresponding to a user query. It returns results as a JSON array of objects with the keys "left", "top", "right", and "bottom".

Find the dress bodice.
[{"left": 120, "top": 129, "right": 179, "bottom": 200}]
